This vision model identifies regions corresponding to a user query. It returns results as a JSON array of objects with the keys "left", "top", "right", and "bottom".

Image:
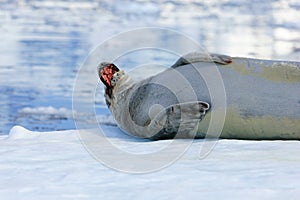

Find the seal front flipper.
[
  {"left": 171, "top": 52, "right": 232, "bottom": 68},
  {"left": 148, "top": 101, "right": 210, "bottom": 140}
]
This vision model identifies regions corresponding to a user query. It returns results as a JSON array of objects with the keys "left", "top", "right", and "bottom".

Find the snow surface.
[
  {"left": 1, "top": 125, "right": 300, "bottom": 199},
  {"left": 1, "top": 1, "right": 300, "bottom": 199},
  {"left": 18, "top": 106, "right": 73, "bottom": 120},
  {"left": 17, "top": 106, "right": 117, "bottom": 126}
]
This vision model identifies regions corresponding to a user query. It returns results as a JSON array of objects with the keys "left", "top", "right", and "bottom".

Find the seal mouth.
[{"left": 98, "top": 62, "right": 120, "bottom": 88}]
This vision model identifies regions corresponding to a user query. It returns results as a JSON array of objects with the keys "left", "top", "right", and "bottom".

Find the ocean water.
[{"left": 0, "top": 0, "right": 299, "bottom": 134}]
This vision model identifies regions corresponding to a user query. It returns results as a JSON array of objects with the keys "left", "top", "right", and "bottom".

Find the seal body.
[
  {"left": 99, "top": 53, "right": 300, "bottom": 140},
  {"left": 181, "top": 58, "right": 300, "bottom": 139}
]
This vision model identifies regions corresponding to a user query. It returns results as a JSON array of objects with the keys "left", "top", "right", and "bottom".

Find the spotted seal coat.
[{"left": 98, "top": 52, "right": 300, "bottom": 140}]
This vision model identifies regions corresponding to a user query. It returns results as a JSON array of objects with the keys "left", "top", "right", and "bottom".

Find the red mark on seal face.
[{"left": 99, "top": 63, "right": 120, "bottom": 87}]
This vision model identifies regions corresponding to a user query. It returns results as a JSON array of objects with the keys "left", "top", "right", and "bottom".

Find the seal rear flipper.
[
  {"left": 148, "top": 101, "right": 210, "bottom": 140},
  {"left": 171, "top": 52, "right": 232, "bottom": 68}
]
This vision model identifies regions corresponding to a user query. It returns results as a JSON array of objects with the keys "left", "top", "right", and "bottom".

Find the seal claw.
[{"left": 149, "top": 101, "right": 210, "bottom": 140}]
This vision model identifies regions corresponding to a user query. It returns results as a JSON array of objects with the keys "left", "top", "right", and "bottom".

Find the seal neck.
[
  {"left": 112, "top": 71, "right": 133, "bottom": 92},
  {"left": 105, "top": 70, "right": 133, "bottom": 107}
]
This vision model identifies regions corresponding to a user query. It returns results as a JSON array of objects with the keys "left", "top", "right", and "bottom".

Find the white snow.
[
  {"left": 1, "top": 125, "right": 300, "bottom": 199},
  {"left": 17, "top": 106, "right": 117, "bottom": 126},
  {"left": 1, "top": 0, "right": 300, "bottom": 198},
  {"left": 18, "top": 106, "right": 73, "bottom": 119},
  {"left": 96, "top": 115, "right": 117, "bottom": 126}
]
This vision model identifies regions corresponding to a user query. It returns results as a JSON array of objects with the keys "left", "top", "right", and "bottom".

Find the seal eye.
[{"left": 98, "top": 63, "right": 120, "bottom": 88}]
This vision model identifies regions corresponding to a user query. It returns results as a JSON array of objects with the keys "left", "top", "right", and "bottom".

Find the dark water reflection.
[{"left": 0, "top": 0, "right": 299, "bottom": 134}]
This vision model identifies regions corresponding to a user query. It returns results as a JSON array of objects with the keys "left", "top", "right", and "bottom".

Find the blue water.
[{"left": 0, "top": 0, "right": 299, "bottom": 134}]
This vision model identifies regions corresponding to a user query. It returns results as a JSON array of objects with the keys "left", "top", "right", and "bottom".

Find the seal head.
[{"left": 98, "top": 62, "right": 120, "bottom": 99}]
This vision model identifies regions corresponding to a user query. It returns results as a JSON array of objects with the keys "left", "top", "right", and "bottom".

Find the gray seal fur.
[{"left": 99, "top": 52, "right": 300, "bottom": 140}]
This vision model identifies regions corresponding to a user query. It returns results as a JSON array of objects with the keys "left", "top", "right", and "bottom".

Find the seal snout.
[{"left": 98, "top": 62, "right": 120, "bottom": 88}]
